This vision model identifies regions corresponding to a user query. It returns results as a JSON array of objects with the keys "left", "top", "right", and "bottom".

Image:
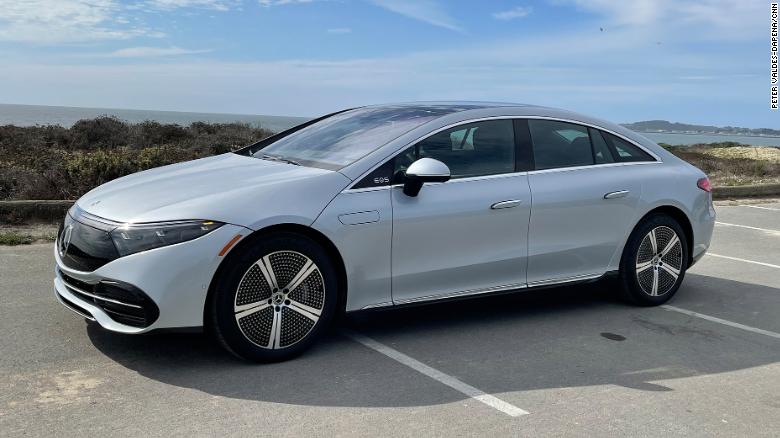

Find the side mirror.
[{"left": 402, "top": 158, "right": 451, "bottom": 197}]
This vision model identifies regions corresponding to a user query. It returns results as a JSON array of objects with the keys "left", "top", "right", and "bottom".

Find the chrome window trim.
[
  {"left": 526, "top": 160, "right": 662, "bottom": 175},
  {"left": 343, "top": 115, "right": 661, "bottom": 192},
  {"left": 341, "top": 185, "right": 391, "bottom": 194},
  {"left": 343, "top": 170, "right": 531, "bottom": 194}
]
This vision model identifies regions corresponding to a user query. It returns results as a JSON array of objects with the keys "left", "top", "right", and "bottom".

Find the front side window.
[
  {"left": 392, "top": 120, "right": 516, "bottom": 179},
  {"left": 528, "top": 120, "right": 594, "bottom": 170},
  {"left": 251, "top": 106, "right": 459, "bottom": 170}
]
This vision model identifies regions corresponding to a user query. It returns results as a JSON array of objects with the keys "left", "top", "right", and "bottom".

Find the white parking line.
[
  {"left": 707, "top": 253, "right": 780, "bottom": 270},
  {"left": 740, "top": 205, "right": 780, "bottom": 212},
  {"left": 344, "top": 330, "right": 529, "bottom": 417},
  {"left": 715, "top": 221, "right": 780, "bottom": 234},
  {"left": 661, "top": 305, "right": 780, "bottom": 340}
]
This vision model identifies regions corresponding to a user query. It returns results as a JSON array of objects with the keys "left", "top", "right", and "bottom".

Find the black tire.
[
  {"left": 619, "top": 213, "right": 689, "bottom": 306},
  {"left": 210, "top": 232, "right": 338, "bottom": 362}
]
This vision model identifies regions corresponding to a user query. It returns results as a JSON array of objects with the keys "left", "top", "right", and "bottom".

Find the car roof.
[
  {"left": 361, "top": 101, "right": 538, "bottom": 112},
  {"left": 359, "top": 101, "right": 629, "bottom": 133},
  {"left": 337, "top": 101, "right": 675, "bottom": 181}
]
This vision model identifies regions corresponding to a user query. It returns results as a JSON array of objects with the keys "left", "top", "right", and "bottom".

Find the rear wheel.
[
  {"left": 619, "top": 214, "right": 688, "bottom": 306},
  {"left": 210, "top": 232, "right": 338, "bottom": 362}
]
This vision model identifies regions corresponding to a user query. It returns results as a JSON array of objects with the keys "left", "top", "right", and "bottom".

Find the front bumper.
[{"left": 54, "top": 223, "right": 249, "bottom": 334}]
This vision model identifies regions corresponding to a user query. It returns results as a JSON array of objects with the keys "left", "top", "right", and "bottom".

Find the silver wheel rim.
[
  {"left": 635, "top": 226, "right": 683, "bottom": 296},
  {"left": 234, "top": 251, "right": 325, "bottom": 349}
]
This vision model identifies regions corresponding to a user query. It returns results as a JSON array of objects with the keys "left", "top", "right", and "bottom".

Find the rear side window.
[
  {"left": 589, "top": 128, "right": 615, "bottom": 164},
  {"left": 603, "top": 132, "right": 655, "bottom": 162},
  {"left": 528, "top": 120, "right": 594, "bottom": 170}
]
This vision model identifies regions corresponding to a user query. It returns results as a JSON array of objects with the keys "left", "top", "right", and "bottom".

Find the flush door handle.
[
  {"left": 491, "top": 200, "right": 522, "bottom": 210},
  {"left": 604, "top": 190, "right": 630, "bottom": 199}
]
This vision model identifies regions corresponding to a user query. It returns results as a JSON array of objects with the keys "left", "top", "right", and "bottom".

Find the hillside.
[{"left": 623, "top": 120, "right": 780, "bottom": 137}]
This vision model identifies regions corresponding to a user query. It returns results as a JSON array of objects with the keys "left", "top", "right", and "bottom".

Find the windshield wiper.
[{"left": 260, "top": 154, "right": 301, "bottom": 166}]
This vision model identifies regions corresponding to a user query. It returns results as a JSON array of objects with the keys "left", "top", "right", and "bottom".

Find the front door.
[{"left": 390, "top": 119, "right": 532, "bottom": 303}]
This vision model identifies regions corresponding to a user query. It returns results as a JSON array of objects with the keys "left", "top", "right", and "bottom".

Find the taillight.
[{"left": 697, "top": 177, "right": 712, "bottom": 192}]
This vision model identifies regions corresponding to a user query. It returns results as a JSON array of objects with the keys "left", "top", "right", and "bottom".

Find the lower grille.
[
  {"left": 56, "top": 291, "right": 95, "bottom": 321},
  {"left": 59, "top": 271, "right": 159, "bottom": 328}
]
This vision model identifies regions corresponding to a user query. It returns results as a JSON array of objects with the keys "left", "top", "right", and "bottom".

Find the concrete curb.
[
  {"left": 2, "top": 183, "right": 780, "bottom": 223},
  {"left": 712, "top": 183, "right": 780, "bottom": 199}
]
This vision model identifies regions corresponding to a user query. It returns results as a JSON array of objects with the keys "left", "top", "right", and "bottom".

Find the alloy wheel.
[
  {"left": 635, "top": 226, "right": 683, "bottom": 296},
  {"left": 233, "top": 251, "right": 325, "bottom": 349}
]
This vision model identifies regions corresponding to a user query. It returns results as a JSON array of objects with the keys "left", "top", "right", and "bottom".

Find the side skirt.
[{"left": 351, "top": 270, "right": 620, "bottom": 314}]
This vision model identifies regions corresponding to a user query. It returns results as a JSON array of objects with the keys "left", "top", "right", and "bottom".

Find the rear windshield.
[{"left": 250, "top": 106, "right": 459, "bottom": 170}]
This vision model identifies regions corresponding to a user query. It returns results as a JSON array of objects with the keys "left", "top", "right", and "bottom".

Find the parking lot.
[{"left": 1, "top": 200, "right": 778, "bottom": 437}]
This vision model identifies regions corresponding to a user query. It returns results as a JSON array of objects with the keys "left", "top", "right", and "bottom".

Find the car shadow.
[{"left": 87, "top": 274, "right": 780, "bottom": 408}]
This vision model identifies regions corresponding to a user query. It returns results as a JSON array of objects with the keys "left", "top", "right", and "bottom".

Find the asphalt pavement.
[{"left": 1, "top": 201, "right": 779, "bottom": 437}]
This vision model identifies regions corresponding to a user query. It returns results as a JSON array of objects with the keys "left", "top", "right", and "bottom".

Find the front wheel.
[
  {"left": 210, "top": 232, "right": 338, "bottom": 362},
  {"left": 619, "top": 214, "right": 688, "bottom": 306}
]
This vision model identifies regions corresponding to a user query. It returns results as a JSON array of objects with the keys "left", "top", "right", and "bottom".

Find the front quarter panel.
[
  {"left": 312, "top": 187, "right": 393, "bottom": 311},
  {"left": 240, "top": 171, "right": 353, "bottom": 231}
]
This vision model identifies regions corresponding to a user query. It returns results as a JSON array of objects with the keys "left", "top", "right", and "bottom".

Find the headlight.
[{"left": 110, "top": 220, "right": 222, "bottom": 256}]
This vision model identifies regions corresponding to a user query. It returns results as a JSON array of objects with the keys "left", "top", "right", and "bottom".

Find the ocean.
[
  {"left": 1, "top": 103, "right": 778, "bottom": 147},
  {"left": 0, "top": 103, "right": 308, "bottom": 134}
]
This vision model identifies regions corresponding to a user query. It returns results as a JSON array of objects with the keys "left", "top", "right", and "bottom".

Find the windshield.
[{"left": 251, "top": 105, "right": 459, "bottom": 170}]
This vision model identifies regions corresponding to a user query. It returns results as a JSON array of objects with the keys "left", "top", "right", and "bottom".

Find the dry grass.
[
  {"left": 696, "top": 146, "right": 780, "bottom": 163},
  {"left": 667, "top": 144, "right": 780, "bottom": 186},
  {"left": 0, "top": 223, "right": 58, "bottom": 244}
]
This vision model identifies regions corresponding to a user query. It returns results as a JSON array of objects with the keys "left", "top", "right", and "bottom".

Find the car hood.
[{"left": 75, "top": 153, "right": 352, "bottom": 228}]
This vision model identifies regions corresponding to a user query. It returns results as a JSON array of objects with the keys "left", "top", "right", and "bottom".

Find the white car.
[{"left": 54, "top": 103, "right": 715, "bottom": 361}]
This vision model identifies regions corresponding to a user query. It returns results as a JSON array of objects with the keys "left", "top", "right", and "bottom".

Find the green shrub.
[
  {"left": 63, "top": 149, "right": 134, "bottom": 194},
  {"left": 131, "top": 121, "right": 190, "bottom": 148},
  {"left": 0, "top": 117, "right": 274, "bottom": 200},
  {"left": 132, "top": 145, "right": 203, "bottom": 169},
  {"left": 69, "top": 116, "right": 130, "bottom": 149}
]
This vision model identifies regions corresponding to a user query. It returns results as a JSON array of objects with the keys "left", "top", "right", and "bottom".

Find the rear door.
[{"left": 524, "top": 119, "right": 653, "bottom": 285}]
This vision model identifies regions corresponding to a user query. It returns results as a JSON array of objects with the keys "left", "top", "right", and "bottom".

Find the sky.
[{"left": 0, "top": 0, "right": 774, "bottom": 127}]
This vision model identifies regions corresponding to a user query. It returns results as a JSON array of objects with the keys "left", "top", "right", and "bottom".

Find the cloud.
[
  {"left": 109, "top": 46, "right": 212, "bottom": 57},
  {"left": 326, "top": 27, "right": 352, "bottom": 34},
  {"left": 0, "top": 0, "right": 162, "bottom": 43},
  {"left": 0, "top": 0, "right": 769, "bottom": 127},
  {"left": 144, "top": 0, "right": 239, "bottom": 11},
  {"left": 0, "top": 19, "right": 764, "bottom": 125},
  {"left": 0, "top": 0, "right": 241, "bottom": 44},
  {"left": 492, "top": 6, "right": 532, "bottom": 21},
  {"left": 258, "top": 0, "right": 314, "bottom": 6},
  {"left": 554, "top": 0, "right": 763, "bottom": 39},
  {"left": 369, "top": 0, "right": 461, "bottom": 31}
]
